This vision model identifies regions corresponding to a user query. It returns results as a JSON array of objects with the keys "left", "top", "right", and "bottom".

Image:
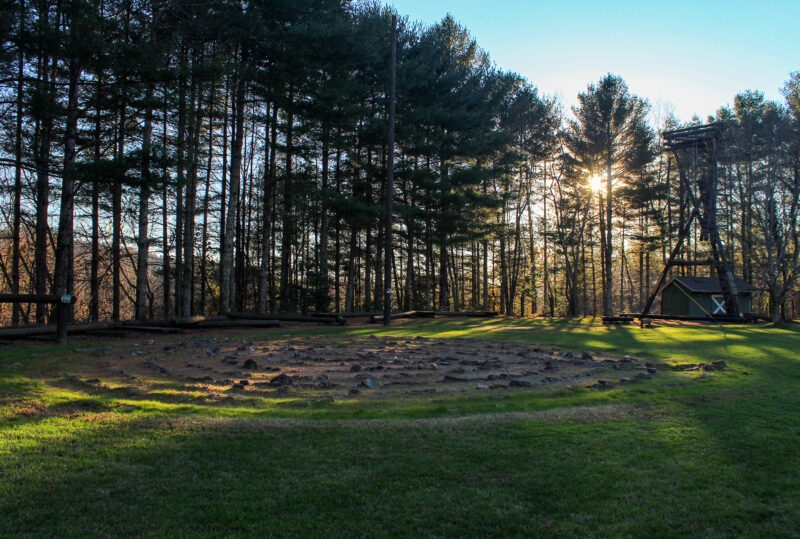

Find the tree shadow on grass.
[{"left": 3, "top": 379, "right": 800, "bottom": 537}]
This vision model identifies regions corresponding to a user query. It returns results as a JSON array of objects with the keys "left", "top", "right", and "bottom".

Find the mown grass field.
[{"left": 2, "top": 318, "right": 800, "bottom": 537}]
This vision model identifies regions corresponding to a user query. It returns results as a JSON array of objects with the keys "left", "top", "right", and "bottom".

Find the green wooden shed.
[{"left": 661, "top": 277, "right": 755, "bottom": 318}]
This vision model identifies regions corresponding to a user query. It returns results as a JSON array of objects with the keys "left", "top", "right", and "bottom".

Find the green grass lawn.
[{"left": 2, "top": 318, "right": 800, "bottom": 537}]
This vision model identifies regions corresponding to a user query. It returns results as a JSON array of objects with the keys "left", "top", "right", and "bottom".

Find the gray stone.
[
  {"left": 269, "top": 373, "right": 293, "bottom": 386},
  {"left": 361, "top": 378, "right": 382, "bottom": 389}
]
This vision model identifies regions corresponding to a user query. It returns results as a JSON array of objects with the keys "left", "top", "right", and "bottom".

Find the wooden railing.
[{"left": 0, "top": 292, "right": 76, "bottom": 344}]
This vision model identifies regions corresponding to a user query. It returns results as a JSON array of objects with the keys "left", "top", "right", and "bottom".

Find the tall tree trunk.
[
  {"left": 279, "top": 88, "right": 295, "bottom": 311},
  {"left": 174, "top": 49, "right": 187, "bottom": 311},
  {"left": 604, "top": 158, "right": 613, "bottom": 316},
  {"left": 11, "top": 6, "right": 24, "bottom": 324},
  {"left": 181, "top": 70, "right": 203, "bottom": 317},
  {"left": 135, "top": 83, "right": 154, "bottom": 320},
  {"left": 54, "top": 55, "right": 82, "bottom": 311},
  {"left": 258, "top": 104, "right": 278, "bottom": 313},
  {"left": 199, "top": 85, "right": 216, "bottom": 315},
  {"left": 34, "top": 56, "right": 53, "bottom": 324},
  {"left": 221, "top": 67, "right": 246, "bottom": 313},
  {"left": 161, "top": 104, "right": 171, "bottom": 318},
  {"left": 317, "top": 125, "right": 330, "bottom": 311}
]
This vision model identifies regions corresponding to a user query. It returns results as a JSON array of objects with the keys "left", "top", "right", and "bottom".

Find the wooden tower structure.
[{"left": 640, "top": 122, "right": 745, "bottom": 321}]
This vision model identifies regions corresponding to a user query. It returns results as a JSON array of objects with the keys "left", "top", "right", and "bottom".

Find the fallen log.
[
  {"left": 118, "top": 325, "right": 185, "bottom": 334},
  {"left": 315, "top": 312, "right": 381, "bottom": 318},
  {"left": 435, "top": 311, "right": 498, "bottom": 317},
  {"left": 369, "top": 311, "right": 431, "bottom": 323},
  {"left": 192, "top": 319, "right": 280, "bottom": 329},
  {"left": 224, "top": 312, "right": 346, "bottom": 326},
  {"left": 119, "top": 316, "right": 229, "bottom": 328},
  {"left": 0, "top": 322, "right": 114, "bottom": 340}
]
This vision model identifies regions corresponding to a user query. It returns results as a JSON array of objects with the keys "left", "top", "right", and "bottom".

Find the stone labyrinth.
[{"left": 85, "top": 336, "right": 662, "bottom": 402}]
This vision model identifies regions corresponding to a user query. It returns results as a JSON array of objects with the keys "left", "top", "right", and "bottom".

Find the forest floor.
[{"left": 2, "top": 317, "right": 800, "bottom": 536}]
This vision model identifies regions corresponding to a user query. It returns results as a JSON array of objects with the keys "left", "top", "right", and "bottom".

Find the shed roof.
[{"left": 666, "top": 276, "right": 756, "bottom": 293}]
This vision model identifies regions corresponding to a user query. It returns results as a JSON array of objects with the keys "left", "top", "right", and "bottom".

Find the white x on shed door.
[{"left": 711, "top": 295, "right": 726, "bottom": 315}]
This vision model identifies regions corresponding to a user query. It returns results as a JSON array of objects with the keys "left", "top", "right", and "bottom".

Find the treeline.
[{"left": 0, "top": 0, "right": 798, "bottom": 324}]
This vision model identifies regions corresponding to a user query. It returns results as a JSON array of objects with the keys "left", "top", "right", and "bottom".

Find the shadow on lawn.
[{"left": 3, "top": 364, "right": 800, "bottom": 537}]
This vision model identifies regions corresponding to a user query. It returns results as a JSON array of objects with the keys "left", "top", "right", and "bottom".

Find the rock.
[
  {"left": 589, "top": 380, "right": 613, "bottom": 389},
  {"left": 230, "top": 383, "right": 245, "bottom": 391},
  {"left": 84, "top": 378, "right": 101, "bottom": 384},
  {"left": 581, "top": 351, "right": 594, "bottom": 360},
  {"left": 268, "top": 373, "right": 293, "bottom": 386},
  {"left": 349, "top": 364, "right": 362, "bottom": 372},
  {"left": 672, "top": 363, "right": 700, "bottom": 371},
  {"left": 489, "top": 384, "right": 507, "bottom": 390},
  {"left": 696, "top": 373, "right": 713, "bottom": 380},
  {"left": 698, "top": 361, "right": 726, "bottom": 372},
  {"left": 318, "top": 380, "right": 335, "bottom": 389},
  {"left": 475, "top": 384, "right": 489, "bottom": 390},
  {"left": 509, "top": 380, "right": 533, "bottom": 387},
  {"left": 65, "top": 373, "right": 82, "bottom": 381},
  {"left": 348, "top": 385, "right": 361, "bottom": 395},
  {"left": 242, "top": 359, "right": 258, "bottom": 370},
  {"left": 237, "top": 379, "right": 249, "bottom": 386},
  {"left": 361, "top": 378, "right": 382, "bottom": 389},
  {"left": 423, "top": 363, "right": 439, "bottom": 370},
  {"left": 145, "top": 340, "right": 155, "bottom": 346},
  {"left": 74, "top": 347, "right": 107, "bottom": 357},
  {"left": 450, "top": 366, "right": 466, "bottom": 374},
  {"left": 443, "top": 375, "right": 468, "bottom": 383},
  {"left": 563, "top": 352, "right": 577, "bottom": 359},
  {"left": 634, "top": 372, "right": 651, "bottom": 381},
  {"left": 647, "top": 367, "right": 657, "bottom": 374}
]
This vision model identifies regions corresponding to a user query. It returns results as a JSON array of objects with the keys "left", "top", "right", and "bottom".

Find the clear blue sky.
[{"left": 386, "top": 0, "right": 800, "bottom": 121}]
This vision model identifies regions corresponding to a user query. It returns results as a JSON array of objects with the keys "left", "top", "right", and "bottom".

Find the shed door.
[{"left": 711, "top": 295, "right": 726, "bottom": 315}]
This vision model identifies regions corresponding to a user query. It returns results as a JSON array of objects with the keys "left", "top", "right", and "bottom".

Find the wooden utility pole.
[{"left": 384, "top": 15, "right": 397, "bottom": 326}]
